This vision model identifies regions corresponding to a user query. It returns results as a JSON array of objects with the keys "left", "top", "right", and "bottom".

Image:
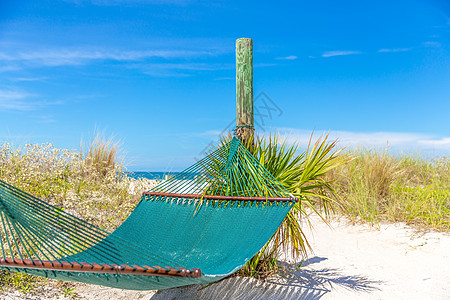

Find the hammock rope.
[
  {"left": 0, "top": 180, "right": 191, "bottom": 277},
  {"left": 0, "top": 137, "right": 297, "bottom": 290}
]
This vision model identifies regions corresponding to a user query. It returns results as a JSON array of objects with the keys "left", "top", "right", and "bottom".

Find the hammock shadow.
[
  {"left": 269, "top": 258, "right": 383, "bottom": 293},
  {"left": 149, "top": 257, "right": 383, "bottom": 300}
]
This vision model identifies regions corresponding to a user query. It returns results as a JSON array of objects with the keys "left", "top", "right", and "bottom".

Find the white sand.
[{"left": 4, "top": 214, "right": 450, "bottom": 299}]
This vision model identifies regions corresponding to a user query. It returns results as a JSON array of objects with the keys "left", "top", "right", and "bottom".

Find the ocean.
[{"left": 126, "top": 171, "right": 179, "bottom": 180}]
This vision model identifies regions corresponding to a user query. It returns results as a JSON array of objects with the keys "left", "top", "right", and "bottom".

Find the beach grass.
[{"left": 328, "top": 149, "right": 450, "bottom": 230}]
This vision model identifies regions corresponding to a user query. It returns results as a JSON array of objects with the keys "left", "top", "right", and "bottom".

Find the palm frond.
[{"left": 221, "top": 132, "right": 349, "bottom": 277}]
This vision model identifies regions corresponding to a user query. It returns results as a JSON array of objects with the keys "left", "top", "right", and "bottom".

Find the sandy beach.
[{"left": 3, "top": 213, "right": 449, "bottom": 300}]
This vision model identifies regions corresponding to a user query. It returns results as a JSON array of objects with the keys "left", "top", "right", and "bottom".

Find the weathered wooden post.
[{"left": 235, "top": 38, "right": 254, "bottom": 142}]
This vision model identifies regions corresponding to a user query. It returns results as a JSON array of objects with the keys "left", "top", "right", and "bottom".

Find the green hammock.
[{"left": 0, "top": 137, "right": 296, "bottom": 290}]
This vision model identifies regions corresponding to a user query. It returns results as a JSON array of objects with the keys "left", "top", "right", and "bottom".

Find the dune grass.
[
  {"left": 329, "top": 149, "right": 450, "bottom": 231},
  {"left": 84, "top": 134, "right": 121, "bottom": 178}
]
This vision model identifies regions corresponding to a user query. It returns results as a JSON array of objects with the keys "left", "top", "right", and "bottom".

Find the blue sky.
[{"left": 1, "top": 0, "right": 449, "bottom": 171}]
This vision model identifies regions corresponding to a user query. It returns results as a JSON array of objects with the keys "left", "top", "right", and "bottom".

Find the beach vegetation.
[
  {"left": 330, "top": 150, "right": 450, "bottom": 230},
  {"left": 84, "top": 133, "right": 121, "bottom": 178},
  {"left": 0, "top": 271, "right": 40, "bottom": 295},
  {"left": 0, "top": 136, "right": 154, "bottom": 231}
]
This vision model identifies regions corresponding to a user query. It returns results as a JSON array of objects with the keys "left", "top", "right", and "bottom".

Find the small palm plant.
[{"left": 221, "top": 132, "right": 348, "bottom": 278}]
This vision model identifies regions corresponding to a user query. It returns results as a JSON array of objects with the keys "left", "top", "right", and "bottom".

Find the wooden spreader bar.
[
  {"left": 0, "top": 258, "right": 202, "bottom": 278},
  {"left": 144, "top": 192, "right": 298, "bottom": 202}
]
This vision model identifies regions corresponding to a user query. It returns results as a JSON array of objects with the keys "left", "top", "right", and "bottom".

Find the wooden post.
[{"left": 235, "top": 38, "right": 254, "bottom": 142}]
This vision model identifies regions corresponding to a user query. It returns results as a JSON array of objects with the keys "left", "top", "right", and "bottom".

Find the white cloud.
[
  {"left": 130, "top": 62, "right": 233, "bottom": 77},
  {"left": 0, "top": 65, "right": 21, "bottom": 73},
  {"left": 36, "top": 115, "right": 57, "bottom": 124},
  {"left": 0, "top": 90, "right": 37, "bottom": 111},
  {"left": 0, "top": 53, "right": 13, "bottom": 60},
  {"left": 142, "top": 62, "right": 231, "bottom": 71},
  {"left": 66, "top": 0, "right": 191, "bottom": 6},
  {"left": 276, "top": 55, "right": 297, "bottom": 60},
  {"left": 0, "top": 48, "right": 218, "bottom": 67},
  {"left": 0, "top": 89, "right": 61, "bottom": 111},
  {"left": 418, "top": 138, "right": 450, "bottom": 149},
  {"left": 378, "top": 48, "right": 412, "bottom": 53},
  {"left": 423, "top": 41, "right": 441, "bottom": 47},
  {"left": 322, "top": 51, "right": 361, "bottom": 58},
  {"left": 272, "top": 128, "right": 450, "bottom": 155},
  {"left": 11, "top": 76, "right": 48, "bottom": 82}
]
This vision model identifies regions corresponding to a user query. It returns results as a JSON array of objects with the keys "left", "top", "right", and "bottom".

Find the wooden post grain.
[{"left": 236, "top": 38, "right": 254, "bottom": 142}]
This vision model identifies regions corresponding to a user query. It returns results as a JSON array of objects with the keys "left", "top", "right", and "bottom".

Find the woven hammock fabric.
[{"left": 0, "top": 137, "right": 296, "bottom": 290}]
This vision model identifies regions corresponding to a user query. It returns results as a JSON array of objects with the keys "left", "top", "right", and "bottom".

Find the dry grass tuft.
[{"left": 85, "top": 134, "right": 121, "bottom": 178}]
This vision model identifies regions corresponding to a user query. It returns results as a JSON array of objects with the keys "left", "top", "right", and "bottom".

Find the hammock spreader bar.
[
  {"left": 144, "top": 192, "right": 298, "bottom": 203},
  {"left": 0, "top": 258, "right": 201, "bottom": 278}
]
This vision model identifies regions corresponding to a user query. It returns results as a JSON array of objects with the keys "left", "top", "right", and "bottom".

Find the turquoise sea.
[{"left": 126, "top": 171, "right": 179, "bottom": 180}]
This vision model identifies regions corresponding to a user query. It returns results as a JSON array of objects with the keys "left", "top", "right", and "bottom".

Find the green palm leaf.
[{"left": 221, "top": 132, "right": 349, "bottom": 278}]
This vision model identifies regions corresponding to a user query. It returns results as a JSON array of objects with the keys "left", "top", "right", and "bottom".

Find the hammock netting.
[{"left": 0, "top": 137, "right": 296, "bottom": 290}]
